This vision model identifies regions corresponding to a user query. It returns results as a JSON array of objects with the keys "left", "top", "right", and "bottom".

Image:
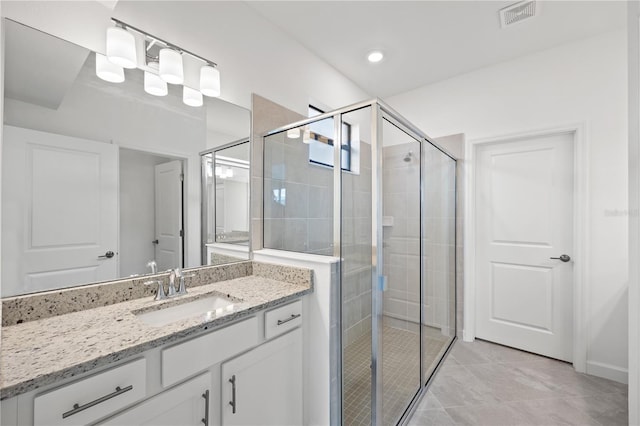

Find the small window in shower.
[{"left": 308, "top": 105, "right": 351, "bottom": 171}]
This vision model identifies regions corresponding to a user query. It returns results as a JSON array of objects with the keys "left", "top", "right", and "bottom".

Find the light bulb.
[
  {"left": 183, "top": 86, "right": 203, "bottom": 107},
  {"left": 95, "top": 53, "right": 124, "bottom": 83},
  {"left": 106, "top": 27, "right": 137, "bottom": 69},
  {"left": 200, "top": 65, "right": 221, "bottom": 97},
  {"left": 159, "top": 48, "right": 184, "bottom": 84},
  {"left": 367, "top": 50, "right": 384, "bottom": 63}
]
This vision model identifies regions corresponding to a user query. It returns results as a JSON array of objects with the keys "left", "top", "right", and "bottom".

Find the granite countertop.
[{"left": 0, "top": 274, "right": 312, "bottom": 399}]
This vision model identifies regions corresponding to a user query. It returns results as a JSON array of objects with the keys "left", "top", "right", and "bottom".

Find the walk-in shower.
[{"left": 262, "top": 99, "right": 456, "bottom": 425}]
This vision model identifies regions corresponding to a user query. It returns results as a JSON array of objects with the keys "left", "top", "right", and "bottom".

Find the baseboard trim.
[
  {"left": 462, "top": 329, "right": 475, "bottom": 342},
  {"left": 586, "top": 360, "right": 629, "bottom": 384}
]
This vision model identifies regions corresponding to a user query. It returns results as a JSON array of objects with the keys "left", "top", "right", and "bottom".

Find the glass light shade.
[
  {"left": 159, "top": 48, "right": 184, "bottom": 84},
  {"left": 200, "top": 65, "right": 220, "bottom": 97},
  {"left": 144, "top": 62, "right": 168, "bottom": 96},
  {"left": 106, "top": 27, "right": 137, "bottom": 69},
  {"left": 287, "top": 128, "right": 301, "bottom": 139},
  {"left": 95, "top": 53, "right": 124, "bottom": 83},
  {"left": 183, "top": 86, "right": 203, "bottom": 107}
]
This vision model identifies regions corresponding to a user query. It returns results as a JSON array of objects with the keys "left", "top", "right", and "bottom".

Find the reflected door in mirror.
[{"left": 1, "top": 126, "right": 118, "bottom": 296}]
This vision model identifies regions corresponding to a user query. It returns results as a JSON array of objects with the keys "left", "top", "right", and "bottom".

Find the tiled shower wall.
[
  {"left": 382, "top": 143, "right": 421, "bottom": 331},
  {"left": 262, "top": 131, "right": 334, "bottom": 255},
  {"left": 381, "top": 141, "right": 457, "bottom": 337},
  {"left": 342, "top": 142, "right": 373, "bottom": 346}
]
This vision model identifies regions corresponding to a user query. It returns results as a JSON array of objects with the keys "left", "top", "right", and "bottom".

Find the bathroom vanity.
[{"left": 0, "top": 261, "right": 311, "bottom": 426}]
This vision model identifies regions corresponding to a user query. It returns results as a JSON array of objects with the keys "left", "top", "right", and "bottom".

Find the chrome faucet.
[
  {"left": 145, "top": 268, "right": 194, "bottom": 301},
  {"left": 174, "top": 268, "right": 195, "bottom": 296},
  {"left": 146, "top": 260, "right": 158, "bottom": 274}
]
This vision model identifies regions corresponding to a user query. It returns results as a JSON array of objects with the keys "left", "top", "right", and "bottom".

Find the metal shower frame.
[{"left": 263, "top": 98, "right": 458, "bottom": 426}]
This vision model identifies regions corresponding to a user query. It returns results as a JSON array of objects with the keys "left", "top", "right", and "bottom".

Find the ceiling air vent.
[{"left": 499, "top": 0, "right": 538, "bottom": 28}]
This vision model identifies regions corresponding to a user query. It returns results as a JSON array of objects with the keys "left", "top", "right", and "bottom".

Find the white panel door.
[
  {"left": 1, "top": 126, "right": 118, "bottom": 296},
  {"left": 154, "top": 160, "right": 183, "bottom": 271},
  {"left": 475, "top": 132, "right": 574, "bottom": 361},
  {"left": 221, "top": 329, "right": 302, "bottom": 426}
]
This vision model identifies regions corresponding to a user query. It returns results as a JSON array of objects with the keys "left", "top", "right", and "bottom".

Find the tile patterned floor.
[
  {"left": 408, "top": 339, "right": 628, "bottom": 426},
  {"left": 343, "top": 325, "right": 450, "bottom": 426}
]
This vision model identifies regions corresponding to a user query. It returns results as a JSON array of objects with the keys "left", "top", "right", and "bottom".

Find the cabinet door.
[
  {"left": 221, "top": 328, "right": 302, "bottom": 426},
  {"left": 99, "top": 373, "right": 210, "bottom": 426}
]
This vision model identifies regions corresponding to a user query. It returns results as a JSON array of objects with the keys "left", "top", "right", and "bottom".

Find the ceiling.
[{"left": 247, "top": 1, "right": 626, "bottom": 98}]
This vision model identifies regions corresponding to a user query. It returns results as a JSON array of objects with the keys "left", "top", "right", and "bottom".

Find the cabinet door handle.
[
  {"left": 277, "top": 313, "right": 301, "bottom": 326},
  {"left": 228, "top": 375, "right": 237, "bottom": 414},
  {"left": 62, "top": 385, "right": 133, "bottom": 419},
  {"left": 201, "top": 389, "right": 210, "bottom": 425}
]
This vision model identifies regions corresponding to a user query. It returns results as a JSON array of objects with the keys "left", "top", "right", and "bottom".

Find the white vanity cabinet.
[
  {"left": 221, "top": 328, "right": 302, "bottom": 426},
  {"left": 1, "top": 298, "right": 305, "bottom": 426},
  {"left": 97, "top": 373, "right": 210, "bottom": 426}
]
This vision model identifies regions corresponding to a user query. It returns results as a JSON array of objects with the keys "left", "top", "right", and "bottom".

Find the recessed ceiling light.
[{"left": 367, "top": 51, "right": 384, "bottom": 63}]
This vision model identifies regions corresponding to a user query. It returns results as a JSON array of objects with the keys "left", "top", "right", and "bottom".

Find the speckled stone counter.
[{"left": 0, "top": 264, "right": 313, "bottom": 400}]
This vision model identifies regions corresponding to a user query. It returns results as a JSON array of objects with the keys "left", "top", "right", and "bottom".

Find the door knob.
[
  {"left": 152, "top": 239, "right": 159, "bottom": 245},
  {"left": 98, "top": 250, "right": 115, "bottom": 259},
  {"left": 550, "top": 254, "right": 571, "bottom": 262}
]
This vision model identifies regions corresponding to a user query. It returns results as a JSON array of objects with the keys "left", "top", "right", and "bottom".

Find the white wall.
[
  {"left": 387, "top": 30, "right": 628, "bottom": 382},
  {"left": 223, "top": 180, "right": 249, "bottom": 233},
  {"left": 119, "top": 149, "right": 172, "bottom": 277},
  {"left": 628, "top": 0, "right": 639, "bottom": 422},
  {"left": 1, "top": 1, "right": 370, "bottom": 115}
]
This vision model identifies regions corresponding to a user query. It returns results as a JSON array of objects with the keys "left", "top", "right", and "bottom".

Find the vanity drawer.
[
  {"left": 33, "top": 358, "right": 146, "bottom": 426},
  {"left": 162, "top": 316, "right": 259, "bottom": 387},
  {"left": 264, "top": 299, "right": 303, "bottom": 340}
]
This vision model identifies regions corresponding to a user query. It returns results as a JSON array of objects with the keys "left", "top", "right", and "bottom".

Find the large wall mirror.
[{"left": 1, "top": 19, "right": 250, "bottom": 297}]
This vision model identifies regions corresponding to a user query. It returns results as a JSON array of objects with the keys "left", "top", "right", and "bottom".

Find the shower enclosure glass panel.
[
  {"left": 422, "top": 142, "right": 457, "bottom": 381},
  {"left": 380, "top": 118, "right": 422, "bottom": 425},
  {"left": 263, "top": 116, "right": 335, "bottom": 255},
  {"left": 341, "top": 106, "right": 373, "bottom": 426},
  {"left": 261, "top": 99, "right": 457, "bottom": 426}
]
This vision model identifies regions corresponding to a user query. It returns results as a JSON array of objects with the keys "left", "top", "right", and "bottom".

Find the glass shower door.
[{"left": 377, "top": 116, "right": 422, "bottom": 425}]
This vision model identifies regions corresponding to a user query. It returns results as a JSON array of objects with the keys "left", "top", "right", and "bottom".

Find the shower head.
[{"left": 403, "top": 150, "right": 413, "bottom": 162}]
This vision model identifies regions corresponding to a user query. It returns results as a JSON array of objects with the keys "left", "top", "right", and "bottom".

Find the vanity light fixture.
[
  {"left": 96, "top": 53, "right": 125, "bottom": 83},
  {"left": 100, "top": 18, "right": 222, "bottom": 105},
  {"left": 106, "top": 26, "right": 137, "bottom": 69},
  {"left": 183, "top": 86, "right": 203, "bottom": 107},
  {"left": 144, "top": 62, "right": 168, "bottom": 96},
  {"left": 200, "top": 65, "right": 221, "bottom": 97},
  {"left": 159, "top": 48, "right": 184, "bottom": 85}
]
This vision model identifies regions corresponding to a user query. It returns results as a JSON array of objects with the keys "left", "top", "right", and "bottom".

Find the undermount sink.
[{"left": 135, "top": 295, "right": 236, "bottom": 327}]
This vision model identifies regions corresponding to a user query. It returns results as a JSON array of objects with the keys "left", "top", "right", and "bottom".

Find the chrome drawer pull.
[
  {"left": 201, "top": 389, "right": 210, "bottom": 425},
  {"left": 229, "top": 375, "right": 237, "bottom": 414},
  {"left": 62, "top": 385, "right": 133, "bottom": 419},
  {"left": 277, "top": 313, "right": 301, "bottom": 326}
]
